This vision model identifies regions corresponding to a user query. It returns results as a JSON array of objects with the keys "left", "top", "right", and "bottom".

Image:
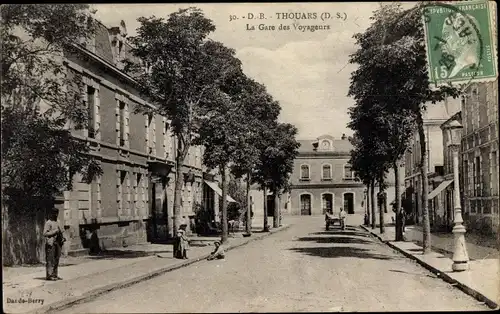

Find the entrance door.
[
  {"left": 344, "top": 193, "right": 354, "bottom": 214},
  {"left": 148, "top": 177, "right": 168, "bottom": 243},
  {"left": 322, "top": 194, "right": 333, "bottom": 214},
  {"left": 300, "top": 194, "right": 312, "bottom": 215}
]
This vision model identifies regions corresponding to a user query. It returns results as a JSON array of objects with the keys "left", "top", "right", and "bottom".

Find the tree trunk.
[
  {"left": 246, "top": 171, "right": 252, "bottom": 235},
  {"left": 366, "top": 183, "right": 370, "bottom": 225},
  {"left": 273, "top": 186, "right": 279, "bottom": 228},
  {"left": 379, "top": 178, "right": 385, "bottom": 234},
  {"left": 417, "top": 112, "right": 432, "bottom": 254},
  {"left": 370, "top": 180, "right": 376, "bottom": 229},
  {"left": 263, "top": 187, "right": 269, "bottom": 232},
  {"left": 172, "top": 136, "right": 188, "bottom": 237},
  {"left": 220, "top": 165, "right": 228, "bottom": 244},
  {"left": 394, "top": 161, "right": 404, "bottom": 241}
]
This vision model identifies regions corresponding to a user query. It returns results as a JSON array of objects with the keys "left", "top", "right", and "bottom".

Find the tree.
[
  {"left": 348, "top": 97, "right": 415, "bottom": 237},
  {"left": 230, "top": 79, "right": 280, "bottom": 235},
  {"left": 349, "top": 132, "right": 386, "bottom": 230},
  {"left": 347, "top": 3, "right": 459, "bottom": 252},
  {"left": 253, "top": 122, "right": 300, "bottom": 230},
  {"left": 126, "top": 8, "right": 240, "bottom": 236},
  {"left": 195, "top": 49, "right": 257, "bottom": 243},
  {"left": 1, "top": 4, "right": 101, "bottom": 214},
  {"left": 1, "top": 4, "right": 101, "bottom": 265}
]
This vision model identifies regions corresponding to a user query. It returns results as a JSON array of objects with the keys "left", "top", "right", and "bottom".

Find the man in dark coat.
[{"left": 43, "top": 208, "right": 65, "bottom": 280}]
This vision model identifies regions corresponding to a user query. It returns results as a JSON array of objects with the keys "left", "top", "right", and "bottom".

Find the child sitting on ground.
[{"left": 207, "top": 241, "right": 225, "bottom": 260}]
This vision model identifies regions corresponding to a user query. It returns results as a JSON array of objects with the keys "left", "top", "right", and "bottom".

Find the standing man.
[
  {"left": 339, "top": 207, "right": 347, "bottom": 230},
  {"left": 43, "top": 208, "right": 65, "bottom": 281}
]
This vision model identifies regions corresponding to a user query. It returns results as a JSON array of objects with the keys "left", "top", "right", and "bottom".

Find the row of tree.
[
  {"left": 126, "top": 8, "right": 300, "bottom": 243},
  {"left": 1, "top": 4, "right": 300, "bottom": 246},
  {"left": 346, "top": 3, "right": 460, "bottom": 252}
]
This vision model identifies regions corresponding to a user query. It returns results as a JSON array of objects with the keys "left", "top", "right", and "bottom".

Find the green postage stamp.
[{"left": 423, "top": 0, "right": 497, "bottom": 85}]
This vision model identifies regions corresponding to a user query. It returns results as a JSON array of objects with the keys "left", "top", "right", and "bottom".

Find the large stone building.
[
  {"left": 55, "top": 20, "right": 225, "bottom": 254},
  {"left": 460, "top": 82, "right": 499, "bottom": 235},
  {"left": 289, "top": 134, "right": 364, "bottom": 215},
  {"left": 249, "top": 133, "right": 404, "bottom": 220}
]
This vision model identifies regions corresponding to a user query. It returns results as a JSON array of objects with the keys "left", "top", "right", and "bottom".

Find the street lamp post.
[{"left": 444, "top": 120, "right": 469, "bottom": 272}]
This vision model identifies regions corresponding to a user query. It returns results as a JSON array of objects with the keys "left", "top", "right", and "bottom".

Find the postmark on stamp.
[{"left": 422, "top": 0, "right": 497, "bottom": 86}]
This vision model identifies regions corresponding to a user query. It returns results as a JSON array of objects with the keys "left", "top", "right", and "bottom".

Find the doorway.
[
  {"left": 300, "top": 194, "right": 312, "bottom": 215},
  {"left": 343, "top": 193, "right": 354, "bottom": 214},
  {"left": 147, "top": 177, "right": 169, "bottom": 242},
  {"left": 322, "top": 193, "right": 333, "bottom": 214}
]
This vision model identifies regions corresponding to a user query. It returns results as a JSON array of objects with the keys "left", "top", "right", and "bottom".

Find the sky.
[{"left": 93, "top": 2, "right": 417, "bottom": 140}]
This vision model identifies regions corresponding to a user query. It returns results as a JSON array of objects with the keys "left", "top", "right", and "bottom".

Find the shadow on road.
[
  {"left": 311, "top": 231, "right": 372, "bottom": 238},
  {"left": 289, "top": 246, "right": 397, "bottom": 260},
  {"left": 295, "top": 236, "right": 373, "bottom": 245}
]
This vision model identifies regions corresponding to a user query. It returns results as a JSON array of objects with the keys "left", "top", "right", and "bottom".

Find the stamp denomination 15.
[{"left": 422, "top": 0, "right": 497, "bottom": 86}]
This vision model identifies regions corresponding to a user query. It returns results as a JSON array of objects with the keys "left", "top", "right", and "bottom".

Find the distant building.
[
  {"left": 248, "top": 133, "right": 404, "bottom": 220},
  {"left": 288, "top": 134, "right": 364, "bottom": 215},
  {"left": 460, "top": 82, "right": 499, "bottom": 235}
]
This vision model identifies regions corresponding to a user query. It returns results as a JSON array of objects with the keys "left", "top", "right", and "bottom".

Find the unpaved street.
[{"left": 58, "top": 216, "right": 489, "bottom": 313}]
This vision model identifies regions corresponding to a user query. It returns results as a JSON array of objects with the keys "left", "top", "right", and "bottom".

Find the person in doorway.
[
  {"left": 43, "top": 208, "right": 65, "bottom": 281},
  {"left": 339, "top": 207, "right": 347, "bottom": 230},
  {"left": 207, "top": 241, "right": 225, "bottom": 260},
  {"left": 175, "top": 223, "right": 189, "bottom": 259}
]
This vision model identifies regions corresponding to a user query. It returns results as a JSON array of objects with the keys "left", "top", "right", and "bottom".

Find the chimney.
[{"left": 341, "top": 133, "right": 346, "bottom": 140}]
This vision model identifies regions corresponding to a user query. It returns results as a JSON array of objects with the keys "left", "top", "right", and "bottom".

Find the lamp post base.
[
  {"left": 452, "top": 228, "right": 469, "bottom": 272},
  {"left": 452, "top": 261, "right": 469, "bottom": 271}
]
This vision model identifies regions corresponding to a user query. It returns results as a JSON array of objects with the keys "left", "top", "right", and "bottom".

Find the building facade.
[
  {"left": 404, "top": 99, "right": 461, "bottom": 224},
  {"left": 460, "top": 82, "right": 499, "bottom": 235},
  {"left": 56, "top": 20, "right": 222, "bottom": 254},
  {"left": 426, "top": 112, "right": 463, "bottom": 231},
  {"left": 247, "top": 134, "right": 405, "bottom": 219},
  {"left": 288, "top": 134, "right": 364, "bottom": 216}
]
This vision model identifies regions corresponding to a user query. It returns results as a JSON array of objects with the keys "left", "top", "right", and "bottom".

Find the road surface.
[{"left": 58, "top": 216, "right": 488, "bottom": 313}]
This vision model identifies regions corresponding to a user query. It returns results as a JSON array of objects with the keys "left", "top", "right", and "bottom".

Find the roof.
[
  {"left": 83, "top": 20, "right": 141, "bottom": 69},
  {"left": 297, "top": 138, "right": 353, "bottom": 154},
  {"left": 440, "top": 111, "right": 462, "bottom": 129}
]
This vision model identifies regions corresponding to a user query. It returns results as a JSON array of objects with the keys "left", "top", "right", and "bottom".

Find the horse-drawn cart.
[{"left": 325, "top": 212, "right": 345, "bottom": 231}]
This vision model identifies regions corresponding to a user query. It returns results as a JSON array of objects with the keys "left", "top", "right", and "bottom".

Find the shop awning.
[
  {"left": 204, "top": 181, "right": 237, "bottom": 203},
  {"left": 428, "top": 180, "right": 453, "bottom": 199}
]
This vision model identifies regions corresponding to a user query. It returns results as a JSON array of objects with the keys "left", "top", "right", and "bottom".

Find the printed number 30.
[{"left": 434, "top": 66, "right": 448, "bottom": 79}]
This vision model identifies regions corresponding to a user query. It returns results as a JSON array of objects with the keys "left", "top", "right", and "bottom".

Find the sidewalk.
[
  {"left": 3, "top": 224, "right": 290, "bottom": 314},
  {"left": 361, "top": 224, "right": 500, "bottom": 309}
]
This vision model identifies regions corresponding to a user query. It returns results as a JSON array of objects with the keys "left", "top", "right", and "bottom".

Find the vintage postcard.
[{"left": 1, "top": 2, "right": 499, "bottom": 313}]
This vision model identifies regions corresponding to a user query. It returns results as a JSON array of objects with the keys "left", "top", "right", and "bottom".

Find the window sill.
[
  {"left": 321, "top": 178, "right": 332, "bottom": 181},
  {"left": 299, "top": 178, "right": 311, "bottom": 182}
]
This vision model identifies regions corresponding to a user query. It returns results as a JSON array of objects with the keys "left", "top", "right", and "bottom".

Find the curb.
[
  {"left": 33, "top": 225, "right": 291, "bottom": 314},
  {"left": 360, "top": 225, "right": 499, "bottom": 310}
]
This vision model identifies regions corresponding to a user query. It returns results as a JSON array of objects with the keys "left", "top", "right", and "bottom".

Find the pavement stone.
[
  {"left": 2, "top": 224, "right": 290, "bottom": 314},
  {"left": 361, "top": 224, "right": 500, "bottom": 309}
]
